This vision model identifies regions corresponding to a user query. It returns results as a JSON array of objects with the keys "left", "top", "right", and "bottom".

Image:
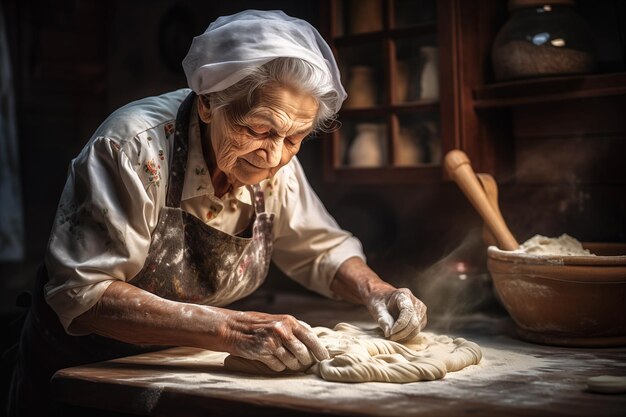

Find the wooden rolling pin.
[
  {"left": 444, "top": 150, "right": 519, "bottom": 251},
  {"left": 476, "top": 173, "right": 500, "bottom": 248}
]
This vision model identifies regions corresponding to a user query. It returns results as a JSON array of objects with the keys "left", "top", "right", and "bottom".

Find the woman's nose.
[{"left": 265, "top": 140, "right": 283, "bottom": 166}]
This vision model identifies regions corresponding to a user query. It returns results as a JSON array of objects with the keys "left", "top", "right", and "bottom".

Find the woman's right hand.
[
  {"left": 220, "top": 311, "right": 329, "bottom": 372},
  {"left": 72, "top": 282, "right": 325, "bottom": 372}
]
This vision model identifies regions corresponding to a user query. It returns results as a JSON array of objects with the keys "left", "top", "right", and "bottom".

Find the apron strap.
[
  {"left": 166, "top": 92, "right": 196, "bottom": 208},
  {"left": 250, "top": 184, "right": 266, "bottom": 214}
]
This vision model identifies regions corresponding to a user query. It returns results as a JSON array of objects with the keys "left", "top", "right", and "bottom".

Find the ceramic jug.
[
  {"left": 419, "top": 46, "right": 439, "bottom": 99},
  {"left": 348, "top": 123, "right": 386, "bottom": 167},
  {"left": 344, "top": 66, "right": 377, "bottom": 109}
]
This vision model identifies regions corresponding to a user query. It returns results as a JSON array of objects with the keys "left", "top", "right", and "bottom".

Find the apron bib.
[{"left": 131, "top": 92, "right": 274, "bottom": 305}]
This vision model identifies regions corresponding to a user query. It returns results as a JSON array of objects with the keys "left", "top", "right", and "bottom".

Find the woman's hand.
[
  {"left": 72, "top": 281, "right": 327, "bottom": 372},
  {"left": 221, "top": 311, "right": 329, "bottom": 372},
  {"left": 331, "top": 257, "right": 428, "bottom": 343},
  {"left": 365, "top": 287, "right": 427, "bottom": 342}
]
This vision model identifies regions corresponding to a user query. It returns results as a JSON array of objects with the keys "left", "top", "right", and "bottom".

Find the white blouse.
[{"left": 44, "top": 89, "right": 365, "bottom": 334}]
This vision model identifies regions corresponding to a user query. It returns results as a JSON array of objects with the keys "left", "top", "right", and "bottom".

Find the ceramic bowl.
[{"left": 487, "top": 243, "right": 626, "bottom": 347}]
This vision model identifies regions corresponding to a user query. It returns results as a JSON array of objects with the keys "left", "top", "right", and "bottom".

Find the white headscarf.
[{"left": 182, "top": 9, "right": 347, "bottom": 112}]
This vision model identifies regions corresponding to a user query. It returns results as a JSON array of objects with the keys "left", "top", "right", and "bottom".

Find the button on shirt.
[{"left": 44, "top": 89, "right": 365, "bottom": 334}]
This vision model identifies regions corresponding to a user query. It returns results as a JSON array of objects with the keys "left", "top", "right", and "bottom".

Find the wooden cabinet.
[
  {"left": 321, "top": 0, "right": 626, "bottom": 186},
  {"left": 321, "top": 0, "right": 449, "bottom": 183},
  {"left": 321, "top": 0, "right": 505, "bottom": 183}
]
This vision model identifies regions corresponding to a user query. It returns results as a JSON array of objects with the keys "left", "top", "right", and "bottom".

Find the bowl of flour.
[{"left": 487, "top": 234, "right": 626, "bottom": 347}]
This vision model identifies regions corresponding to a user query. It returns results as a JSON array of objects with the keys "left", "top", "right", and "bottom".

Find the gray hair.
[{"left": 206, "top": 57, "right": 340, "bottom": 133}]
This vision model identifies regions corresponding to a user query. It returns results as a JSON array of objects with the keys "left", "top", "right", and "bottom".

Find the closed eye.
[{"left": 245, "top": 127, "right": 271, "bottom": 138}]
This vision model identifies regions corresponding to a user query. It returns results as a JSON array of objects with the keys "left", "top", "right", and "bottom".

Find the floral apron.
[{"left": 7, "top": 92, "right": 274, "bottom": 416}]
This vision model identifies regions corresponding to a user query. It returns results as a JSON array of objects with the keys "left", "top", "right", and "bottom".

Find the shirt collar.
[{"left": 181, "top": 99, "right": 252, "bottom": 205}]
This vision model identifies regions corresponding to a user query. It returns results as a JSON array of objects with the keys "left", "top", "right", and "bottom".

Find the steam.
[{"left": 398, "top": 228, "right": 499, "bottom": 332}]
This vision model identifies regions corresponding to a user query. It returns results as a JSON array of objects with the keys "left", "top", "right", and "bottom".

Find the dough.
[
  {"left": 587, "top": 375, "right": 626, "bottom": 394},
  {"left": 224, "top": 323, "right": 482, "bottom": 383}
]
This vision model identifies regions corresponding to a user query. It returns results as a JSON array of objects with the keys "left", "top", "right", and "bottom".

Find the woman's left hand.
[
  {"left": 331, "top": 257, "right": 428, "bottom": 343},
  {"left": 365, "top": 287, "right": 427, "bottom": 342}
]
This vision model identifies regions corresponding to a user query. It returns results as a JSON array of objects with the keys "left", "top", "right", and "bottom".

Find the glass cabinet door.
[{"left": 326, "top": 0, "right": 446, "bottom": 182}]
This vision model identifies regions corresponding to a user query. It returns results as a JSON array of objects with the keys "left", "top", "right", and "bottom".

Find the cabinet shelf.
[
  {"left": 473, "top": 72, "right": 626, "bottom": 109},
  {"left": 340, "top": 100, "right": 440, "bottom": 118},
  {"left": 333, "top": 23, "right": 438, "bottom": 46}
]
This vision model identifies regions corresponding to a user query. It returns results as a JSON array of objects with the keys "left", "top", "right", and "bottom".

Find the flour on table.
[
  {"left": 224, "top": 322, "right": 482, "bottom": 383},
  {"left": 513, "top": 234, "right": 593, "bottom": 256}
]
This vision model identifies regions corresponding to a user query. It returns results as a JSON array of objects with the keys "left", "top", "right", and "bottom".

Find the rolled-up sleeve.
[
  {"left": 44, "top": 136, "right": 161, "bottom": 334},
  {"left": 271, "top": 158, "right": 365, "bottom": 298}
]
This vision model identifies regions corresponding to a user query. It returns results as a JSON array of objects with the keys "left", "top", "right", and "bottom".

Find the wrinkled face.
[{"left": 209, "top": 86, "right": 319, "bottom": 186}]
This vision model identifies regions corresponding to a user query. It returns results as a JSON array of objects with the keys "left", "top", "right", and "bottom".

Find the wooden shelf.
[
  {"left": 333, "top": 23, "right": 438, "bottom": 46},
  {"left": 340, "top": 100, "right": 440, "bottom": 118},
  {"left": 473, "top": 72, "right": 626, "bottom": 109}
]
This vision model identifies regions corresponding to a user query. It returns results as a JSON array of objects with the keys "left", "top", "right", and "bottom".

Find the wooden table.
[{"left": 51, "top": 293, "right": 626, "bottom": 417}]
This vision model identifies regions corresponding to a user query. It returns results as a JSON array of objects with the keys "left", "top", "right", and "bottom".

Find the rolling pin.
[
  {"left": 476, "top": 173, "right": 499, "bottom": 248},
  {"left": 444, "top": 150, "right": 519, "bottom": 251}
]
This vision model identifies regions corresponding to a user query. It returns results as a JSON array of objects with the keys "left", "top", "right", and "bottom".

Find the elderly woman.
[{"left": 8, "top": 10, "right": 426, "bottom": 416}]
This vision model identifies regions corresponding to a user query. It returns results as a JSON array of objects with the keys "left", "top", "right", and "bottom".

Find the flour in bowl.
[{"left": 513, "top": 234, "right": 593, "bottom": 256}]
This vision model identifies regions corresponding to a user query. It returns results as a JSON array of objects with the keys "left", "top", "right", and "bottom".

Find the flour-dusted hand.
[
  {"left": 221, "top": 311, "right": 329, "bottom": 372},
  {"left": 331, "top": 258, "right": 428, "bottom": 343},
  {"left": 366, "top": 288, "right": 427, "bottom": 342}
]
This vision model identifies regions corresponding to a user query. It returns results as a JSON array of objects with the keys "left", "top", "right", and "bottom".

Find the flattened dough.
[{"left": 224, "top": 322, "right": 482, "bottom": 383}]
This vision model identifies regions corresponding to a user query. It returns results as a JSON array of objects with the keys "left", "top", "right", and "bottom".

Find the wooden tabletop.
[{"left": 50, "top": 293, "right": 626, "bottom": 417}]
